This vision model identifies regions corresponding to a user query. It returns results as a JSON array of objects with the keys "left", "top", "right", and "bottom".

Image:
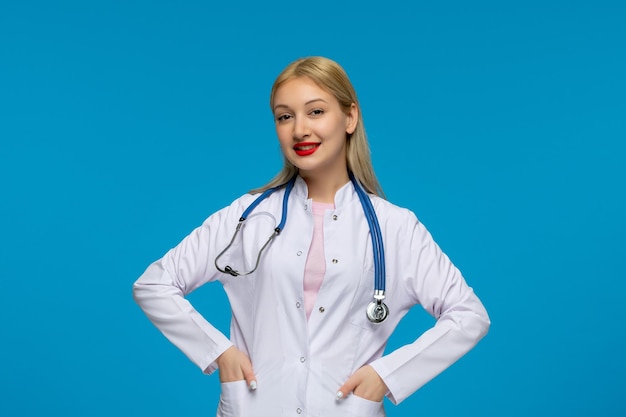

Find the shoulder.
[
  {"left": 370, "top": 195, "right": 420, "bottom": 226},
  {"left": 368, "top": 195, "right": 436, "bottom": 245},
  {"left": 369, "top": 196, "right": 439, "bottom": 260},
  {"left": 200, "top": 192, "right": 262, "bottom": 226}
]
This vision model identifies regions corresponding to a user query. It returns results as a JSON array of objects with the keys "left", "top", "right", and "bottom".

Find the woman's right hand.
[{"left": 216, "top": 346, "right": 258, "bottom": 390}]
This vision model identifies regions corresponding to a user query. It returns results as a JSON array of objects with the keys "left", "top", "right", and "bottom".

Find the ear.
[{"left": 345, "top": 103, "right": 358, "bottom": 135}]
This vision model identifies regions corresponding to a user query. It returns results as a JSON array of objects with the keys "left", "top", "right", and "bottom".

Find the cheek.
[
  {"left": 275, "top": 127, "right": 293, "bottom": 151},
  {"left": 322, "top": 117, "right": 347, "bottom": 137}
]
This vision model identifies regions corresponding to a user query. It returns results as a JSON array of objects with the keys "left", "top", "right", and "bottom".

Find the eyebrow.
[{"left": 273, "top": 98, "right": 328, "bottom": 112}]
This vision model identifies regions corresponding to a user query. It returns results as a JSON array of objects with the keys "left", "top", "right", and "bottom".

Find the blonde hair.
[{"left": 251, "top": 56, "right": 385, "bottom": 198}]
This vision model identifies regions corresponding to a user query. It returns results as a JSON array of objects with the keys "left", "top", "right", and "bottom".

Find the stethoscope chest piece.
[{"left": 366, "top": 300, "right": 389, "bottom": 323}]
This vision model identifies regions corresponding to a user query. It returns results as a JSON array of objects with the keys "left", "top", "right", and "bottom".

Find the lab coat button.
[
  {"left": 296, "top": 408, "right": 303, "bottom": 414},
  {"left": 296, "top": 301, "right": 301, "bottom": 308},
  {"left": 300, "top": 356, "right": 306, "bottom": 363},
  {"left": 332, "top": 259, "right": 338, "bottom": 263},
  {"left": 319, "top": 307, "right": 325, "bottom": 313},
  {"left": 297, "top": 251, "right": 302, "bottom": 256},
  {"left": 332, "top": 214, "right": 338, "bottom": 220}
]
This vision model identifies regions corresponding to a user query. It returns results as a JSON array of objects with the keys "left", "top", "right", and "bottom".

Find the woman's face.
[{"left": 272, "top": 76, "right": 357, "bottom": 181}]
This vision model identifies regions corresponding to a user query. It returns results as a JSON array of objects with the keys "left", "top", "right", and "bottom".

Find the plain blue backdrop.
[{"left": 1, "top": 1, "right": 624, "bottom": 416}]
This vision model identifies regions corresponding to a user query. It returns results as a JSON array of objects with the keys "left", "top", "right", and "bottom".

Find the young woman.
[{"left": 133, "top": 56, "right": 490, "bottom": 417}]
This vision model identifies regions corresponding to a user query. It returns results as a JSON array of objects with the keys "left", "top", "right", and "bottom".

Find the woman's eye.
[
  {"left": 310, "top": 109, "right": 324, "bottom": 116},
  {"left": 276, "top": 114, "right": 292, "bottom": 122}
]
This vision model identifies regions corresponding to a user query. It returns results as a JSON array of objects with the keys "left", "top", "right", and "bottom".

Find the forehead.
[{"left": 273, "top": 76, "right": 336, "bottom": 105}]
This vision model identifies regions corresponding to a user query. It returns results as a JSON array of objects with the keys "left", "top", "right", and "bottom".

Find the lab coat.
[{"left": 133, "top": 176, "right": 490, "bottom": 417}]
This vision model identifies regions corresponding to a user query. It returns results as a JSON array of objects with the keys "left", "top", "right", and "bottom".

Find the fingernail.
[
  {"left": 249, "top": 380, "right": 257, "bottom": 390},
  {"left": 335, "top": 391, "right": 343, "bottom": 401}
]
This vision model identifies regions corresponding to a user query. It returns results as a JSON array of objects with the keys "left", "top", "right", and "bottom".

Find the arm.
[
  {"left": 369, "top": 216, "right": 491, "bottom": 404},
  {"left": 132, "top": 207, "right": 236, "bottom": 375}
]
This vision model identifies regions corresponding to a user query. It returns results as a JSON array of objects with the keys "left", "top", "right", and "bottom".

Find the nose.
[{"left": 292, "top": 115, "right": 310, "bottom": 141}]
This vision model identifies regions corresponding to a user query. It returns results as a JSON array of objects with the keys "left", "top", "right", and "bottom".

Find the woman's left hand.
[{"left": 337, "top": 365, "right": 388, "bottom": 402}]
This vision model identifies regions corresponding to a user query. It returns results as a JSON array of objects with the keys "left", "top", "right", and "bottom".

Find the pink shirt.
[{"left": 303, "top": 201, "right": 334, "bottom": 320}]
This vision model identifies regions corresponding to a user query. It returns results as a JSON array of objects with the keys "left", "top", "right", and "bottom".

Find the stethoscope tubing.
[
  {"left": 214, "top": 176, "right": 297, "bottom": 276},
  {"left": 240, "top": 175, "right": 297, "bottom": 230},
  {"left": 215, "top": 173, "right": 388, "bottom": 322},
  {"left": 349, "top": 172, "right": 386, "bottom": 295}
]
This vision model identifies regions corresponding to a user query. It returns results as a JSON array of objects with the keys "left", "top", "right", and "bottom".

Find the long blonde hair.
[{"left": 251, "top": 56, "right": 384, "bottom": 198}]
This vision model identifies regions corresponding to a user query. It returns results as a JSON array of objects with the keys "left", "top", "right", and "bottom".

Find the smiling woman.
[
  {"left": 133, "top": 56, "right": 490, "bottom": 417},
  {"left": 272, "top": 76, "right": 357, "bottom": 203}
]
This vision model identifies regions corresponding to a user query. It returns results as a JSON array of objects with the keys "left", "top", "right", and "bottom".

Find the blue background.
[{"left": 1, "top": 1, "right": 624, "bottom": 416}]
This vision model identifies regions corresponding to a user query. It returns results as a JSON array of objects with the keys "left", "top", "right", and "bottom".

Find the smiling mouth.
[{"left": 293, "top": 142, "right": 320, "bottom": 156}]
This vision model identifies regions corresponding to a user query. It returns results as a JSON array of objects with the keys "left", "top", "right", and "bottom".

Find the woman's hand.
[
  {"left": 216, "top": 346, "right": 258, "bottom": 390},
  {"left": 336, "top": 365, "right": 388, "bottom": 402}
]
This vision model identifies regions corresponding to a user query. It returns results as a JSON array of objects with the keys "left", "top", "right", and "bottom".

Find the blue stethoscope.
[{"left": 215, "top": 172, "right": 389, "bottom": 323}]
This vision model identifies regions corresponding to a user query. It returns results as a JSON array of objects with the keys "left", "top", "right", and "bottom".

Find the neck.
[{"left": 301, "top": 169, "right": 349, "bottom": 204}]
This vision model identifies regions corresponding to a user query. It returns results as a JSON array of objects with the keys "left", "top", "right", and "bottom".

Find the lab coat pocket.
[
  {"left": 345, "top": 394, "right": 385, "bottom": 417},
  {"left": 216, "top": 380, "right": 251, "bottom": 417}
]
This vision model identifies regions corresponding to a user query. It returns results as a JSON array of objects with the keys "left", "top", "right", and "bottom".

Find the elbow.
[
  {"left": 132, "top": 262, "right": 167, "bottom": 305},
  {"left": 470, "top": 297, "right": 491, "bottom": 341},
  {"left": 132, "top": 279, "right": 146, "bottom": 305},
  {"left": 466, "top": 292, "right": 491, "bottom": 341},
  {"left": 445, "top": 293, "right": 491, "bottom": 342},
  {"left": 132, "top": 272, "right": 157, "bottom": 306},
  {"left": 472, "top": 302, "right": 491, "bottom": 343},
  {"left": 451, "top": 300, "right": 491, "bottom": 344},
  {"left": 132, "top": 277, "right": 159, "bottom": 306},
  {"left": 479, "top": 313, "right": 491, "bottom": 340}
]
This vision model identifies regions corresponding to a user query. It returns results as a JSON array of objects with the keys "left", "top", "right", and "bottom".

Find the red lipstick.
[{"left": 293, "top": 142, "right": 320, "bottom": 156}]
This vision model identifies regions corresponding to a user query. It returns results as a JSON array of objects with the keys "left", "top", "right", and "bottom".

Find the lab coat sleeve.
[
  {"left": 132, "top": 202, "right": 243, "bottom": 375},
  {"left": 369, "top": 214, "right": 491, "bottom": 404}
]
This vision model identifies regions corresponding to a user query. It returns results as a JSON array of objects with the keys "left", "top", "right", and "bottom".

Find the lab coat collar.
[{"left": 292, "top": 175, "right": 358, "bottom": 208}]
